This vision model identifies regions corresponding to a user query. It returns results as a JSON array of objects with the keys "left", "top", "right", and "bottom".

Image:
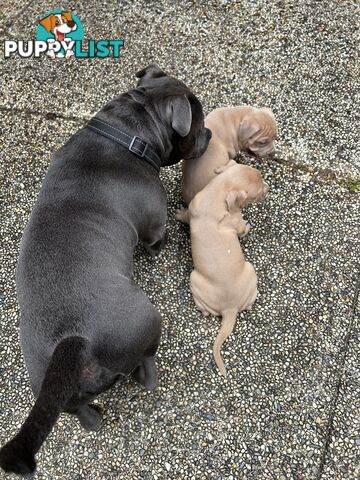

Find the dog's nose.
[
  {"left": 205, "top": 128, "right": 212, "bottom": 141},
  {"left": 67, "top": 20, "right": 75, "bottom": 28}
]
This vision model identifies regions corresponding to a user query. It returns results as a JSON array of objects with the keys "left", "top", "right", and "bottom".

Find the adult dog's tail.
[
  {"left": 213, "top": 310, "right": 238, "bottom": 377},
  {"left": 0, "top": 336, "right": 88, "bottom": 476}
]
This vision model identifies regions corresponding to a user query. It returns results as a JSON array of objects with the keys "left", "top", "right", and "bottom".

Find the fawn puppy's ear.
[
  {"left": 238, "top": 115, "right": 262, "bottom": 144},
  {"left": 225, "top": 190, "right": 248, "bottom": 213}
]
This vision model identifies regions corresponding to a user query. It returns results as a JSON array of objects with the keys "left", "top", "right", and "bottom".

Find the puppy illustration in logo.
[{"left": 39, "top": 11, "right": 77, "bottom": 59}]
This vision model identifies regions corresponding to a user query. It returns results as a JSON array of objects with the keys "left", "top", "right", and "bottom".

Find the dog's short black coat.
[{"left": 0, "top": 64, "right": 212, "bottom": 475}]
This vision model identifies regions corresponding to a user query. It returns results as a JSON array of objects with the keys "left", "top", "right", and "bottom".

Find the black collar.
[{"left": 86, "top": 117, "right": 161, "bottom": 173}]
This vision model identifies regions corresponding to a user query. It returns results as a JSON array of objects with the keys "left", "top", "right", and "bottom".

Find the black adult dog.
[{"left": 0, "top": 64, "right": 211, "bottom": 475}]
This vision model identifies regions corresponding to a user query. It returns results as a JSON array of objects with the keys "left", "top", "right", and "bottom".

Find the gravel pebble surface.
[
  {"left": 0, "top": 0, "right": 359, "bottom": 177},
  {"left": 0, "top": 1, "right": 359, "bottom": 479},
  {"left": 321, "top": 313, "right": 360, "bottom": 480}
]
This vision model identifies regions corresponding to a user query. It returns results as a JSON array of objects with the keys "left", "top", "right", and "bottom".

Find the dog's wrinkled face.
[
  {"left": 136, "top": 64, "right": 212, "bottom": 166},
  {"left": 239, "top": 107, "right": 278, "bottom": 158}
]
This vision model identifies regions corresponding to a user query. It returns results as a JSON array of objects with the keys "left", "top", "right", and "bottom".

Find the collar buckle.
[
  {"left": 86, "top": 117, "right": 161, "bottom": 173},
  {"left": 129, "top": 136, "right": 149, "bottom": 158}
]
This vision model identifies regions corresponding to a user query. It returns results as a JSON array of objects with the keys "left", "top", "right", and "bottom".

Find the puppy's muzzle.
[{"left": 246, "top": 147, "right": 276, "bottom": 158}]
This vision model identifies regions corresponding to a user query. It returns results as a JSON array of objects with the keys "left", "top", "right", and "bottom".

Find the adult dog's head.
[
  {"left": 239, "top": 107, "right": 278, "bottom": 158},
  {"left": 135, "top": 64, "right": 212, "bottom": 166}
]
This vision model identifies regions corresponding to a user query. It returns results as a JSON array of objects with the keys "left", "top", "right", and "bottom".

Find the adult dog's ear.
[
  {"left": 169, "top": 95, "right": 192, "bottom": 137},
  {"left": 225, "top": 190, "right": 248, "bottom": 213},
  {"left": 239, "top": 115, "right": 262, "bottom": 144},
  {"left": 136, "top": 63, "right": 164, "bottom": 79}
]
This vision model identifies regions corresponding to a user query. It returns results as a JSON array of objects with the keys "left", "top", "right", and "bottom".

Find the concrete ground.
[{"left": 0, "top": 1, "right": 359, "bottom": 479}]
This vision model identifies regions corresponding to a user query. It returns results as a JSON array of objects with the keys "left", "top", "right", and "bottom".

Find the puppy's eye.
[{"left": 55, "top": 19, "right": 60, "bottom": 25}]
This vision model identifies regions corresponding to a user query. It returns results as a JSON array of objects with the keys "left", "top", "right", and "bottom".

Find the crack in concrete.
[
  {"left": 316, "top": 278, "right": 360, "bottom": 479},
  {"left": 0, "top": 105, "right": 88, "bottom": 123},
  {"left": 0, "top": 106, "right": 359, "bottom": 186}
]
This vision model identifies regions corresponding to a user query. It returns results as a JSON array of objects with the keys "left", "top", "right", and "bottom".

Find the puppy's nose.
[{"left": 67, "top": 20, "right": 75, "bottom": 28}]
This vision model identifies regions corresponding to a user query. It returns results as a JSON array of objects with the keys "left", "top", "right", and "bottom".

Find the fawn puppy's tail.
[{"left": 213, "top": 310, "right": 238, "bottom": 377}]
